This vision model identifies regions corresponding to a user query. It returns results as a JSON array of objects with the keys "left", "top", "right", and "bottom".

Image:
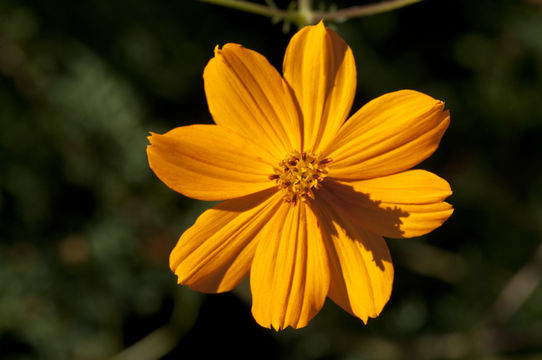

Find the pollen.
[{"left": 270, "top": 150, "right": 331, "bottom": 205}]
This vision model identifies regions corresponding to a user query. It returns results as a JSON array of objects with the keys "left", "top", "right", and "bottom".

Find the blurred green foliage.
[{"left": 1, "top": 0, "right": 541, "bottom": 359}]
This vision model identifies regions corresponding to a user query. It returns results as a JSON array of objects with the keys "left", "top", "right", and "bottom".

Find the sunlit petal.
[
  {"left": 204, "top": 43, "right": 302, "bottom": 158},
  {"left": 147, "top": 125, "right": 275, "bottom": 201},
  {"left": 170, "top": 189, "right": 282, "bottom": 293},
  {"left": 250, "top": 202, "right": 330, "bottom": 330},
  {"left": 283, "top": 21, "right": 356, "bottom": 152},
  {"left": 325, "top": 90, "right": 450, "bottom": 179}
]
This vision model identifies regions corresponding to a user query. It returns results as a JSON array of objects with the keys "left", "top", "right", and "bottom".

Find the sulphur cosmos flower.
[{"left": 147, "top": 22, "right": 453, "bottom": 330}]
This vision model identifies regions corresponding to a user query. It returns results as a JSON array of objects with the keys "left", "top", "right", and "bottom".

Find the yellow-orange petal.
[
  {"left": 170, "top": 189, "right": 282, "bottom": 293},
  {"left": 313, "top": 200, "right": 393, "bottom": 323},
  {"left": 203, "top": 43, "right": 302, "bottom": 158},
  {"left": 250, "top": 201, "right": 330, "bottom": 330},
  {"left": 324, "top": 90, "right": 450, "bottom": 180},
  {"left": 320, "top": 170, "right": 453, "bottom": 238},
  {"left": 283, "top": 21, "right": 356, "bottom": 152},
  {"left": 147, "top": 125, "right": 275, "bottom": 201}
]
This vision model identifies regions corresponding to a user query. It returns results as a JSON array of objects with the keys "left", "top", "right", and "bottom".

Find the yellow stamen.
[{"left": 270, "top": 150, "right": 331, "bottom": 204}]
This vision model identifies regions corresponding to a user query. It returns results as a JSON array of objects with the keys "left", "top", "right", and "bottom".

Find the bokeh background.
[{"left": 1, "top": 0, "right": 542, "bottom": 359}]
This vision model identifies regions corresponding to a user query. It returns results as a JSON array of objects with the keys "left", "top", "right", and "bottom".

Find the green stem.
[
  {"left": 314, "top": 0, "right": 424, "bottom": 21},
  {"left": 298, "top": 0, "right": 313, "bottom": 25},
  {"left": 199, "top": 0, "right": 290, "bottom": 19},
  {"left": 200, "top": 0, "right": 424, "bottom": 27},
  {"left": 298, "top": 0, "right": 311, "bottom": 11}
]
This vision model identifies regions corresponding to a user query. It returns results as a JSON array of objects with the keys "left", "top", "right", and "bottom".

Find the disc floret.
[{"left": 270, "top": 150, "right": 331, "bottom": 204}]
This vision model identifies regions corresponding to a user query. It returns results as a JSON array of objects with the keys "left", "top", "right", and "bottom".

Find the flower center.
[{"left": 269, "top": 150, "right": 331, "bottom": 204}]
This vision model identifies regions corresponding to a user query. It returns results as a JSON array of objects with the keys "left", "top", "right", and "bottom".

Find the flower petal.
[
  {"left": 250, "top": 201, "right": 330, "bottom": 330},
  {"left": 319, "top": 170, "right": 453, "bottom": 238},
  {"left": 283, "top": 21, "right": 356, "bottom": 152},
  {"left": 204, "top": 43, "right": 302, "bottom": 158},
  {"left": 324, "top": 90, "right": 450, "bottom": 180},
  {"left": 313, "top": 200, "right": 393, "bottom": 323},
  {"left": 170, "top": 189, "right": 282, "bottom": 293},
  {"left": 147, "top": 124, "right": 276, "bottom": 201}
]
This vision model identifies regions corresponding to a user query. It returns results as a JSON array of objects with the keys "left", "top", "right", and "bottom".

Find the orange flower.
[{"left": 147, "top": 22, "right": 453, "bottom": 330}]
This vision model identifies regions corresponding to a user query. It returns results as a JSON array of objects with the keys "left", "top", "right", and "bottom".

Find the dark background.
[{"left": 1, "top": 0, "right": 541, "bottom": 359}]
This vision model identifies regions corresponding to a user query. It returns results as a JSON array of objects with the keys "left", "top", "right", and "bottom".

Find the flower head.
[{"left": 147, "top": 22, "right": 453, "bottom": 330}]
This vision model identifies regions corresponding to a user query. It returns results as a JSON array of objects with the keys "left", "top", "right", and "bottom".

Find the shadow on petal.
[
  {"left": 310, "top": 181, "right": 395, "bottom": 321},
  {"left": 321, "top": 179, "right": 408, "bottom": 235}
]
